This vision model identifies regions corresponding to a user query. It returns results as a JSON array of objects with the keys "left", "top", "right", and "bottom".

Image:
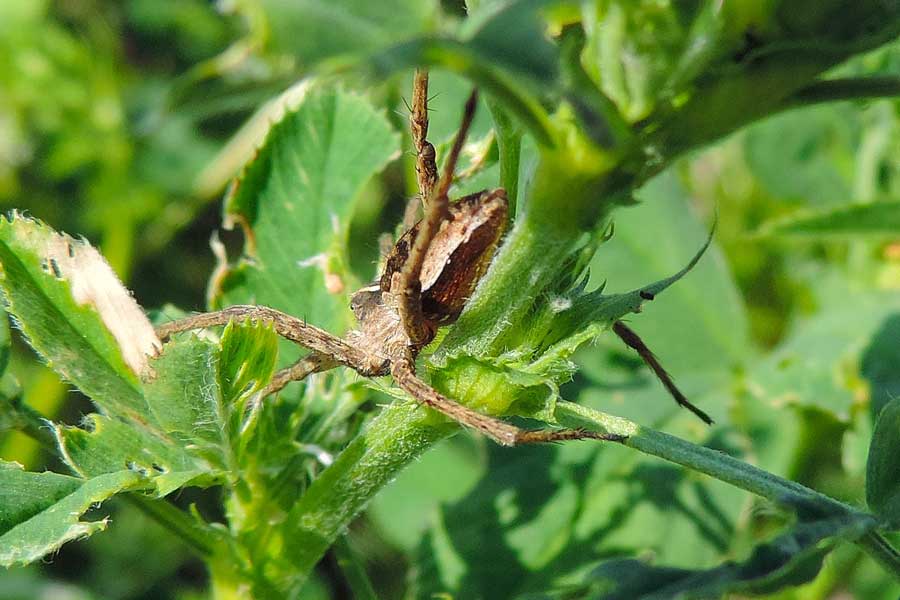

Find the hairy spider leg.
[
  {"left": 410, "top": 69, "right": 437, "bottom": 215},
  {"left": 612, "top": 321, "right": 714, "bottom": 425},
  {"left": 260, "top": 353, "right": 338, "bottom": 398},
  {"left": 156, "top": 305, "right": 380, "bottom": 374},
  {"left": 395, "top": 87, "right": 479, "bottom": 347},
  {"left": 389, "top": 352, "right": 626, "bottom": 447}
]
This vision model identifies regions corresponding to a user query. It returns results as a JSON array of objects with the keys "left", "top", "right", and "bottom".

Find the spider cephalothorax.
[{"left": 350, "top": 188, "right": 508, "bottom": 365}]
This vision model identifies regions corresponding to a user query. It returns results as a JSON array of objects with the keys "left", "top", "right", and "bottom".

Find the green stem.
[
  {"left": 124, "top": 493, "right": 215, "bottom": 557},
  {"left": 6, "top": 392, "right": 57, "bottom": 448},
  {"left": 333, "top": 535, "right": 381, "bottom": 600},
  {"left": 486, "top": 97, "right": 522, "bottom": 216},
  {"left": 276, "top": 403, "right": 455, "bottom": 593},
  {"left": 785, "top": 77, "right": 900, "bottom": 109},
  {"left": 555, "top": 401, "right": 900, "bottom": 580}
]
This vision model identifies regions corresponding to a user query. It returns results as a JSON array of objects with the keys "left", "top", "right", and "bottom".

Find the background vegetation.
[{"left": 1, "top": 1, "right": 899, "bottom": 598}]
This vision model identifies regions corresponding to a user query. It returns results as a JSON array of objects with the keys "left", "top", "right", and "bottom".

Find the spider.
[{"left": 156, "top": 71, "right": 710, "bottom": 447}]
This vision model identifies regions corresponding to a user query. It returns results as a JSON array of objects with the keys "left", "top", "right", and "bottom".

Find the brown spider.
[{"left": 156, "top": 71, "right": 709, "bottom": 447}]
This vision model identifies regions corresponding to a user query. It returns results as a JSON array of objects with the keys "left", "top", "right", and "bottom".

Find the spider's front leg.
[
  {"left": 409, "top": 69, "right": 438, "bottom": 216},
  {"left": 155, "top": 304, "right": 382, "bottom": 375},
  {"left": 395, "top": 86, "right": 479, "bottom": 347},
  {"left": 260, "top": 353, "right": 338, "bottom": 398}
]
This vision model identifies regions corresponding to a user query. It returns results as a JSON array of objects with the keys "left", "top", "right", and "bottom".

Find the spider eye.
[{"left": 350, "top": 285, "right": 381, "bottom": 319}]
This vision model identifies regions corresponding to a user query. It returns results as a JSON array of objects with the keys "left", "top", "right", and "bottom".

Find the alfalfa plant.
[{"left": 1, "top": 2, "right": 900, "bottom": 598}]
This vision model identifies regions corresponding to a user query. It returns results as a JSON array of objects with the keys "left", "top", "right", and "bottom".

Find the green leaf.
[
  {"left": 413, "top": 441, "right": 747, "bottom": 600},
  {"left": 0, "top": 308, "right": 21, "bottom": 434},
  {"left": 54, "top": 325, "right": 281, "bottom": 495},
  {"left": 143, "top": 334, "right": 223, "bottom": 451},
  {"left": 217, "top": 319, "right": 278, "bottom": 411},
  {"left": 218, "top": 320, "right": 279, "bottom": 456},
  {"left": 0, "top": 214, "right": 160, "bottom": 421},
  {"left": 744, "top": 105, "right": 858, "bottom": 206},
  {"left": 756, "top": 201, "right": 900, "bottom": 237},
  {"left": 211, "top": 88, "right": 400, "bottom": 342},
  {"left": 460, "top": 0, "right": 560, "bottom": 88},
  {"left": 580, "top": 0, "right": 710, "bottom": 122},
  {"left": 573, "top": 172, "right": 748, "bottom": 426},
  {"left": 260, "top": 0, "right": 437, "bottom": 67},
  {"left": 861, "top": 314, "right": 900, "bottom": 417},
  {"left": 747, "top": 292, "right": 900, "bottom": 421},
  {"left": 142, "top": 321, "right": 278, "bottom": 480},
  {"left": 0, "top": 460, "right": 81, "bottom": 536},
  {"left": 728, "top": 290, "right": 900, "bottom": 484},
  {"left": 142, "top": 323, "right": 278, "bottom": 475},
  {"left": 0, "top": 462, "right": 145, "bottom": 566},
  {"left": 0, "top": 371, "right": 23, "bottom": 434},
  {"left": 867, "top": 397, "right": 900, "bottom": 527},
  {"left": 560, "top": 511, "right": 876, "bottom": 599},
  {"left": 55, "top": 414, "right": 214, "bottom": 497},
  {"left": 0, "top": 305, "right": 9, "bottom": 376}
]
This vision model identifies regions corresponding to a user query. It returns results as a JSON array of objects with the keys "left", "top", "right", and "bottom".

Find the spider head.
[{"left": 349, "top": 283, "right": 382, "bottom": 323}]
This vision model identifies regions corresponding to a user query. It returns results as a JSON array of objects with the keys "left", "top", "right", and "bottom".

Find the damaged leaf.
[
  {"left": 210, "top": 88, "right": 401, "bottom": 349},
  {"left": 0, "top": 214, "right": 160, "bottom": 420},
  {"left": 0, "top": 461, "right": 146, "bottom": 567}
]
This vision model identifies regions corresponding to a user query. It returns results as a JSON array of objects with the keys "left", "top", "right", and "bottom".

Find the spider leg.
[
  {"left": 390, "top": 353, "right": 627, "bottom": 447},
  {"left": 396, "top": 88, "right": 479, "bottom": 346},
  {"left": 612, "top": 321, "right": 714, "bottom": 425},
  {"left": 156, "top": 305, "right": 382, "bottom": 374},
  {"left": 410, "top": 69, "right": 437, "bottom": 206},
  {"left": 259, "top": 353, "right": 339, "bottom": 399}
]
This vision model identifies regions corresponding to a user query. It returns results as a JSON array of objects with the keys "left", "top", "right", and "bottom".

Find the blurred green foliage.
[{"left": 1, "top": 1, "right": 899, "bottom": 598}]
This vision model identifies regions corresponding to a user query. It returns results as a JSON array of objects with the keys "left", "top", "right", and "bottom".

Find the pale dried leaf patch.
[{"left": 40, "top": 226, "right": 161, "bottom": 374}]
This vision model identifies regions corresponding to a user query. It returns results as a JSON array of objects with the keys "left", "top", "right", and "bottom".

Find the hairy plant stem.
[
  {"left": 555, "top": 401, "right": 900, "bottom": 580},
  {"left": 485, "top": 97, "right": 522, "bottom": 217},
  {"left": 274, "top": 402, "right": 455, "bottom": 595}
]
